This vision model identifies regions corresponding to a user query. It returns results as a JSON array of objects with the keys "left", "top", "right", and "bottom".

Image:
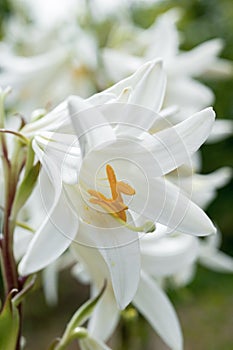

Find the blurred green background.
[{"left": 0, "top": 0, "right": 233, "bottom": 349}]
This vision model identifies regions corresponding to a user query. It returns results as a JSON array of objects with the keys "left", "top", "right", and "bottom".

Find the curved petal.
[
  {"left": 18, "top": 143, "right": 79, "bottom": 275},
  {"left": 199, "top": 231, "right": 233, "bottom": 273},
  {"left": 68, "top": 96, "right": 116, "bottom": 157},
  {"left": 128, "top": 60, "right": 166, "bottom": 112},
  {"left": 133, "top": 272, "right": 183, "bottom": 350},
  {"left": 103, "top": 59, "right": 166, "bottom": 112},
  {"left": 207, "top": 119, "right": 233, "bottom": 143},
  {"left": 166, "top": 78, "right": 214, "bottom": 113},
  {"left": 99, "top": 232, "right": 140, "bottom": 310},
  {"left": 102, "top": 48, "right": 142, "bottom": 82},
  {"left": 130, "top": 177, "right": 216, "bottom": 236},
  {"left": 173, "top": 39, "right": 224, "bottom": 77},
  {"left": 35, "top": 132, "right": 82, "bottom": 184},
  {"left": 200, "top": 250, "right": 233, "bottom": 273},
  {"left": 141, "top": 234, "right": 199, "bottom": 277},
  {"left": 13, "top": 229, "right": 34, "bottom": 262},
  {"left": 168, "top": 167, "right": 232, "bottom": 209},
  {"left": 75, "top": 220, "right": 141, "bottom": 310},
  {"left": 145, "top": 10, "right": 180, "bottom": 61},
  {"left": 99, "top": 103, "right": 164, "bottom": 140},
  {"left": 142, "top": 107, "right": 215, "bottom": 175},
  {"left": 18, "top": 185, "right": 79, "bottom": 275},
  {"left": 22, "top": 100, "right": 71, "bottom": 137}
]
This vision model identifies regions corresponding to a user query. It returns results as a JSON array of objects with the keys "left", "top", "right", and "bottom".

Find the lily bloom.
[{"left": 19, "top": 60, "right": 216, "bottom": 311}]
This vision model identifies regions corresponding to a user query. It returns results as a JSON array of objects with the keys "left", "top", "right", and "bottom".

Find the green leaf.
[
  {"left": 11, "top": 161, "right": 41, "bottom": 217},
  {"left": 0, "top": 289, "right": 20, "bottom": 350}
]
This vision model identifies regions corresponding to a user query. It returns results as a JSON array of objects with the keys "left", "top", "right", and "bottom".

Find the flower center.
[{"left": 88, "top": 164, "right": 135, "bottom": 222}]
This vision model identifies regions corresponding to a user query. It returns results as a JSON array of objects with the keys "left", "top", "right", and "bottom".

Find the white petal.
[
  {"left": 207, "top": 119, "right": 233, "bottom": 143},
  {"left": 99, "top": 103, "right": 164, "bottom": 140},
  {"left": 172, "top": 39, "right": 224, "bottom": 77},
  {"left": 104, "top": 59, "right": 166, "bottom": 112},
  {"left": 142, "top": 107, "right": 215, "bottom": 174},
  {"left": 166, "top": 78, "right": 214, "bottom": 113},
  {"left": 173, "top": 264, "right": 196, "bottom": 287},
  {"left": 34, "top": 132, "right": 82, "bottom": 184},
  {"left": 22, "top": 100, "right": 71, "bottom": 136},
  {"left": 71, "top": 237, "right": 109, "bottom": 285},
  {"left": 141, "top": 234, "right": 199, "bottom": 277},
  {"left": 18, "top": 185, "right": 78, "bottom": 275},
  {"left": 99, "top": 232, "right": 140, "bottom": 309},
  {"left": 18, "top": 144, "right": 79, "bottom": 275},
  {"left": 102, "top": 48, "right": 142, "bottom": 82},
  {"left": 13, "top": 229, "right": 34, "bottom": 262},
  {"left": 42, "top": 261, "right": 59, "bottom": 306},
  {"left": 200, "top": 250, "right": 233, "bottom": 273},
  {"left": 131, "top": 177, "right": 216, "bottom": 236},
  {"left": 128, "top": 60, "right": 166, "bottom": 112},
  {"left": 68, "top": 95, "right": 116, "bottom": 157},
  {"left": 145, "top": 10, "right": 180, "bottom": 60},
  {"left": 133, "top": 272, "right": 183, "bottom": 350},
  {"left": 169, "top": 167, "right": 232, "bottom": 209},
  {"left": 75, "top": 220, "right": 141, "bottom": 310},
  {"left": 204, "top": 59, "right": 233, "bottom": 78}
]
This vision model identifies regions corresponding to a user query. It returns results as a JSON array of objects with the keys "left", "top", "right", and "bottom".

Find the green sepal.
[
  {"left": 64, "top": 280, "right": 107, "bottom": 332},
  {"left": 11, "top": 161, "right": 41, "bottom": 217},
  {"left": 52, "top": 281, "right": 107, "bottom": 350},
  {"left": 0, "top": 289, "right": 20, "bottom": 350}
]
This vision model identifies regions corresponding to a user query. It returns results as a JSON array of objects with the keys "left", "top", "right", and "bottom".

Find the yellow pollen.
[{"left": 88, "top": 164, "right": 135, "bottom": 222}]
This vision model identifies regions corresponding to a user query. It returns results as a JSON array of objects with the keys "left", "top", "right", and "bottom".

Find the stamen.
[{"left": 88, "top": 164, "right": 135, "bottom": 222}]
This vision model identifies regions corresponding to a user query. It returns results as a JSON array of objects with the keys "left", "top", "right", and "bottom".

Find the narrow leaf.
[{"left": 0, "top": 289, "right": 20, "bottom": 350}]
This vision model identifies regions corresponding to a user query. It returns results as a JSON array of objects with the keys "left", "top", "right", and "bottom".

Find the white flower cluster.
[{"left": 0, "top": 1, "right": 232, "bottom": 349}]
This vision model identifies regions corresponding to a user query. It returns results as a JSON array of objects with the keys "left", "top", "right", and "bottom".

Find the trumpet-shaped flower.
[{"left": 18, "top": 60, "right": 216, "bottom": 311}]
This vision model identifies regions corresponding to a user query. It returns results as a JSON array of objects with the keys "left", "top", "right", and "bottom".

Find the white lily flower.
[
  {"left": 0, "top": 25, "right": 98, "bottom": 114},
  {"left": 18, "top": 60, "right": 216, "bottom": 312},
  {"left": 102, "top": 10, "right": 233, "bottom": 140}
]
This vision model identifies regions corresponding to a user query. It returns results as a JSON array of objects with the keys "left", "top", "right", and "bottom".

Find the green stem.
[
  {"left": 0, "top": 88, "right": 23, "bottom": 350},
  {"left": 1, "top": 160, "right": 19, "bottom": 294}
]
